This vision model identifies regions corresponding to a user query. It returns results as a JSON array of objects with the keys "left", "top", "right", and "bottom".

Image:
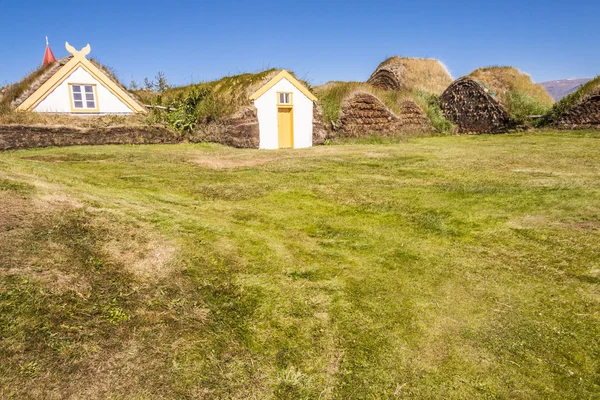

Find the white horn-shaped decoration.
[{"left": 65, "top": 42, "right": 91, "bottom": 57}]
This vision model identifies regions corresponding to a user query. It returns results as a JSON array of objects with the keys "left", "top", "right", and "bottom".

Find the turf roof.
[
  {"left": 467, "top": 66, "right": 554, "bottom": 108},
  {"left": 0, "top": 57, "right": 143, "bottom": 113},
  {"left": 545, "top": 75, "right": 600, "bottom": 122},
  {"left": 370, "top": 56, "right": 454, "bottom": 95}
]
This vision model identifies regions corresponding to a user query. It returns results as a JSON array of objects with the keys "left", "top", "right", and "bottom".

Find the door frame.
[{"left": 277, "top": 104, "right": 294, "bottom": 149}]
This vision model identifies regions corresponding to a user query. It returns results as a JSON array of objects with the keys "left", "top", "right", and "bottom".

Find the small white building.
[
  {"left": 16, "top": 42, "right": 146, "bottom": 115},
  {"left": 249, "top": 70, "right": 317, "bottom": 149}
]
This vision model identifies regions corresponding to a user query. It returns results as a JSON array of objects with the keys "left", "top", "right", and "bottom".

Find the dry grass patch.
[
  {"left": 367, "top": 56, "right": 453, "bottom": 95},
  {"left": 0, "top": 111, "right": 150, "bottom": 128},
  {"left": 102, "top": 223, "right": 178, "bottom": 281},
  {"left": 468, "top": 66, "right": 554, "bottom": 109}
]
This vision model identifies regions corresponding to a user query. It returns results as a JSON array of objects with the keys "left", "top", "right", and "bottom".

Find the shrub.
[
  {"left": 412, "top": 90, "right": 454, "bottom": 134},
  {"left": 504, "top": 90, "right": 552, "bottom": 123}
]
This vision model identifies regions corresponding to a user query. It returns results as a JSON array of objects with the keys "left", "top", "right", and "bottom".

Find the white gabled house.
[
  {"left": 15, "top": 41, "right": 146, "bottom": 115},
  {"left": 249, "top": 70, "right": 317, "bottom": 149}
]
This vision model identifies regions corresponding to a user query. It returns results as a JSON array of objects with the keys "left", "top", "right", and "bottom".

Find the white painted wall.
[
  {"left": 253, "top": 78, "right": 313, "bottom": 149},
  {"left": 33, "top": 66, "right": 134, "bottom": 114}
]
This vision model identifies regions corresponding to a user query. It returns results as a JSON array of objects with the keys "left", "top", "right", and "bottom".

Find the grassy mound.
[
  {"left": 140, "top": 69, "right": 279, "bottom": 107},
  {"left": 468, "top": 67, "right": 554, "bottom": 121},
  {"left": 545, "top": 75, "right": 600, "bottom": 122},
  {"left": 139, "top": 69, "right": 310, "bottom": 132},
  {"left": 0, "top": 64, "right": 54, "bottom": 113},
  {"left": 314, "top": 81, "right": 452, "bottom": 133},
  {"left": 368, "top": 56, "right": 453, "bottom": 95}
]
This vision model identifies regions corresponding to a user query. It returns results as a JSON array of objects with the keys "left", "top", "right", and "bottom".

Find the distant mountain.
[{"left": 539, "top": 78, "right": 591, "bottom": 101}]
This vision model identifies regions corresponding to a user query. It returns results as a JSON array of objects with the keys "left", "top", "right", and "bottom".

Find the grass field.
[{"left": 1, "top": 131, "right": 599, "bottom": 399}]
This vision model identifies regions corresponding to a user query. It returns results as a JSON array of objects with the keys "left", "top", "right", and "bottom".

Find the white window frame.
[
  {"left": 277, "top": 92, "right": 293, "bottom": 106},
  {"left": 69, "top": 83, "right": 99, "bottom": 113}
]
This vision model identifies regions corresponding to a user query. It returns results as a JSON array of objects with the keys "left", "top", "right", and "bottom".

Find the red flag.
[{"left": 42, "top": 37, "right": 56, "bottom": 67}]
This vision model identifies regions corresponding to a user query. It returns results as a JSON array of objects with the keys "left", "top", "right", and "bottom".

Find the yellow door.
[{"left": 277, "top": 107, "right": 294, "bottom": 148}]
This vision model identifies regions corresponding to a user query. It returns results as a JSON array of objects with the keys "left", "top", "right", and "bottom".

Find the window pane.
[
  {"left": 280, "top": 93, "right": 292, "bottom": 104},
  {"left": 73, "top": 93, "right": 82, "bottom": 101},
  {"left": 85, "top": 94, "right": 94, "bottom": 101},
  {"left": 74, "top": 101, "right": 83, "bottom": 108},
  {"left": 72, "top": 85, "right": 81, "bottom": 93},
  {"left": 84, "top": 86, "right": 93, "bottom": 93},
  {"left": 86, "top": 101, "right": 95, "bottom": 108}
]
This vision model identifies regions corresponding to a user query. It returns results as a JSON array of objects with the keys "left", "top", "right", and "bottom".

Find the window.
[
  {"left": 278, "top": 92, "right": 292, "bottom": 105},
  {"left": 70, "top": 84, "right": 97, "bottom": 111}
]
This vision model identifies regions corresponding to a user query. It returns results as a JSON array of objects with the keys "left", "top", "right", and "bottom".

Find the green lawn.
[{"left": 1, "top": 131, "right": 599, "bottom": 399}]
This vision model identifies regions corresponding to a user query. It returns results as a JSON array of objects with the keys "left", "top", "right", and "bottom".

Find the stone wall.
[
  {"left": 336, "top": 92, "right": 432, "bottom": 137},
  {"left": 0, "top": 125, "right": 179, "bottom": 151},
  {"left": 312, "top": 104, "right": 327, "bottom": 145},
  {"left": 555, "top": 92, "right": 600, "bottom": 128},
  {"left": 338, "top": 92, "right": 399, "bottom": 137},
  {"left": 368, "top": 65, "right": 405, "bottom": 91},
  {"left": 440, "top": 77, "right": 514, "bottom": 134},
  {"left": 191, "top": 107, "right": 260, "bottom": 148},
  {"left": 397, "top": 99, "right": 434, "bottom": 135}
]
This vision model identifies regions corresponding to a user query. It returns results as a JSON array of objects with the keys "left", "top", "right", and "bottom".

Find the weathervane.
[{"left": 65, "top": 42, "right": 91, "bottom": 58}]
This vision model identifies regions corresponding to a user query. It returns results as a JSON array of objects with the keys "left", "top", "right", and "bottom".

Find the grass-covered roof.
[
  {"left": 315, "top": 82, "right": 415, "bottom": 123},
  {"left": 139, "top": 69, "right": 281, "bottom": 106},
  {"left": 0, "top": 57, "right": 142, "bottom": 114},
  {"left": 545, "top": 75, "right": 600, "bottom": 122},
  {"left": 314, "top": 81, "right": 452, "bottom": 133},
  {"left": 466, "top": 66, "right": 555, "bottom": 121},
  {"left": 470, "top": 67, "right": 553, "bottom": 105},
  {"left": 368, "top": 56, "right": 453, "bottom": 95},
  {"left": 0, "top": 61, "right": 64, "bottom": 112},
  {"left": 137, "top": 69, "right": 313, "bottom": 131}
]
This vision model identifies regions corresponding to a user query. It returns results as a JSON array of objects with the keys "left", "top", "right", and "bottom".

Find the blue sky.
[{"left": 1, "top": 0, "right": 598, "bottom": 88}]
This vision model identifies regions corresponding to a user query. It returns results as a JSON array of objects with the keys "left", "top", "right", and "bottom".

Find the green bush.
[
  {"left": 504, "top": 90, "right": 551, "bottom": 123},
  {"left": 412, "top": 90, "right": 454, "bottom": 134},
  {"left": 147, "top": 86, "right": 233, "bottom": 132}
]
